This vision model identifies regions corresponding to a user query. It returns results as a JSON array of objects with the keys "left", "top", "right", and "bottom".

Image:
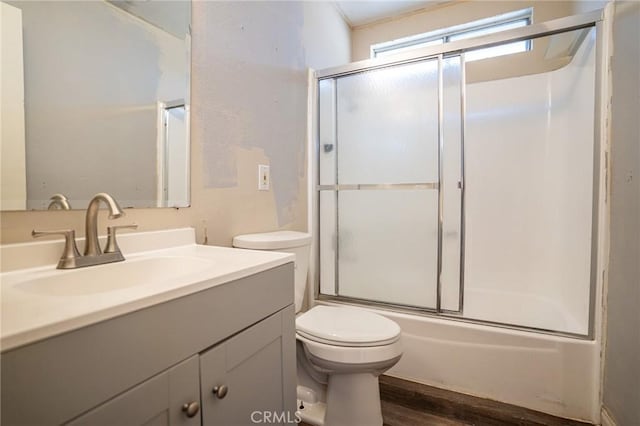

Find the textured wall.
[
  {"left": 603, "top": 2, "right": 640, "bottom": 424},
  {"left": 195, "top": 1, "right": 307, "bottom": 227}
]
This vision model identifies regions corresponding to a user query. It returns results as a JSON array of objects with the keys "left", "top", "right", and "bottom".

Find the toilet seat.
[
  {"left": 296, "top": 306, "right": 401, "bottom": 347},
  {"left": 297, "top": 332, "right": 403, "bottom": 366}
]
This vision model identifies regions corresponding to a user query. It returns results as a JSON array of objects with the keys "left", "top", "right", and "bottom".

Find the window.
[{"left": 371, "top": 9, "right": 532, "bottom": 62}]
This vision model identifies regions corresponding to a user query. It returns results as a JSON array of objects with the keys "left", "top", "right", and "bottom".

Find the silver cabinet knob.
[
  {"left": 181, "top": 401, "right": 200, "bottom": 418},
  {"left": 212, "top": 385, "right": 228, "bottom": 399}
]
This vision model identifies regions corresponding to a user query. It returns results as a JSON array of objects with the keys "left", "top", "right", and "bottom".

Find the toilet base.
[
  {"left": 296, "top": 336, "right": 401, "bottom": 426},
  {"left": 296, "top": 396, "right": 326, "bottom": 426},
  {"left": 297, "top": 373, "right": 383, "bottom": 426},
  {"left": 324, "top": 373, "right": 383, "bottom": 426}
]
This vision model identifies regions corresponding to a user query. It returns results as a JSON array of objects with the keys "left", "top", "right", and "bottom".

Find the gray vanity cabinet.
[
  {"left": 200, "top": 307, "right": 296, "bottom": 426},
  {"left": 66, "top": 356, "right": 201, "bottom": 426},
  {"left": 66, "top": 307, "right": 296, "bottom": 426},
  {"left": 1, "top": 263, "right": 295, "bottom": 426}
]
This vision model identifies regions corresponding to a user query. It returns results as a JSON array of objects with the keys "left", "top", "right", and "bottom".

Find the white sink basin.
[
  {"left": 15, "top": 256, "right": 213, "bottom": 297},
  {"left": 1, "top": 228, "right": 295, "bottom": 352}
]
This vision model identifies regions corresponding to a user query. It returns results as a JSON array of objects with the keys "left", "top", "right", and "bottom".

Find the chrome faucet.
[
  {"left": 32, "top": 193, "right": 137, "bottom": 269},
  {"left": 84, "top": 193, "right": 124, "bottom": 256}
]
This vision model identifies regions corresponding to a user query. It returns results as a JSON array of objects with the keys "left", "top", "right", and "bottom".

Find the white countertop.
[{"left": 1, "top": 228, "right": 294, "bottom": 351}]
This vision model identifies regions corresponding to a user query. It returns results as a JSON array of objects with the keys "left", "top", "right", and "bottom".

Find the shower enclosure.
[{"left": 315, "top": 11, "right": 605, "bottom": 339}]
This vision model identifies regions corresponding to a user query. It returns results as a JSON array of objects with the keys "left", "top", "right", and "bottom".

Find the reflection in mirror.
[{"left": 0, "top": 0, "right": 191, "bottom": 211}]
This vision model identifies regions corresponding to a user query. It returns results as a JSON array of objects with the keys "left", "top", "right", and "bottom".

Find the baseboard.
[{"left": 601, "top": 407, "right": 617, "bottom": 426}]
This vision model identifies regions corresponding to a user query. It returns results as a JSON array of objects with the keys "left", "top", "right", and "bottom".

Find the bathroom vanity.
[{"left": 1, "top": 228, "right": 296, "bottom": 425}]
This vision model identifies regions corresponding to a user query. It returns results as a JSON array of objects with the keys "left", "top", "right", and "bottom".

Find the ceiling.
[
  {"left": 108, "top": 1, "right": 190, "bottom": 38},
  {"left": 334, "top": 1, "right": 451, "bottom": 27},
  {"left": 108, "top": 1, "right": 444, "bottom": 35}
]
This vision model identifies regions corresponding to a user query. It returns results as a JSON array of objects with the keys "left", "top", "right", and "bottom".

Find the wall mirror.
[{"left": 1, "top": 0, "right": 191, "bottom": 211}]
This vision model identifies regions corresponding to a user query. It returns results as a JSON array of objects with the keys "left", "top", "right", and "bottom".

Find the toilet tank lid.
[{"left": 233, "top": 231, "right": 312, "bottom": 250}]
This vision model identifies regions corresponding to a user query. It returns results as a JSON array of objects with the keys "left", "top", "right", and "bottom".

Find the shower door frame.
[{"left": 312, "top": 8, "right": 609, "bottom": 340}]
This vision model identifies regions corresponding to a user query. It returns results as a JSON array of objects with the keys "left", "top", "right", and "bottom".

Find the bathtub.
[{"left": 316, "top": 300, "right": 601, "bottom": 423}]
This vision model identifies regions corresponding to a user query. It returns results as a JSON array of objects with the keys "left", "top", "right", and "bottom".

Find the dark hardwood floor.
[
  {"left": 382, "top": 399, "right": 468, "bottom": 425},
  {"left": 380, "top": 375, "right": 592, "bottom": 426},
  {"left": 300, "top": 376, "right": 593, "bottom": 425}
]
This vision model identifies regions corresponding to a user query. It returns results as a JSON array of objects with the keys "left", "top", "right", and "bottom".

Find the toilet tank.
[{"left": 232, "top": 231, "right": 312, "bottom": 313}]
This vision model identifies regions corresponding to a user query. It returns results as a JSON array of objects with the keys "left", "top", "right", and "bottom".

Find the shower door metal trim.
[
  {"left": 316, "top": 9, "right": 603, "bottom": 80},
  {"left": 316, "top": 294, "right": 593, "bottom": 340},
  {"left": 436, "top": 55, "right": 444, "bottom": 312},
  {"left": 458, "top": 52, "right": 467, "bottom": 314},
  {"left": 333, "top": 79, "right": 340, "bottom": 297},
  {"left": 317, "top": 183, "right": 439, "bottom": 191}
]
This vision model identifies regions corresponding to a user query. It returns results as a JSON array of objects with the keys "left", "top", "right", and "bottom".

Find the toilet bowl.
[{"left": 233, "top": 231, "right": 403, "bottom": 426}]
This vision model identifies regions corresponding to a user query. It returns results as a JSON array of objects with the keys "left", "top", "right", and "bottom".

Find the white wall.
[
  {"left": 603, "top": 1, "right": 640, "bottom": 424},
  {"left": 303, "top": 2, "right": 351, "bottom": 70},
  {"left": 0, "top": 2, "right": 26, "bottom": 210},
  {"left": 464, "top": 29, "right": 596, "bottom": 334}
]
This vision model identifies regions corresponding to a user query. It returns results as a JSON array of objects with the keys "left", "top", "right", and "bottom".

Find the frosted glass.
[
  {"left": 441, "top": 56, "right": 463, "bottom": 312},
  {"left": 337, "top": 190, "right": 438, "bottom": 308},
  {"left": 319, "top": 191, "right": 336, "bottom": 295},
  {"left": 318, "top": 79, "right": 337, "bottom": 185},
  {"left": 336, "top": 60, "right": 439, "bottom": 184}
]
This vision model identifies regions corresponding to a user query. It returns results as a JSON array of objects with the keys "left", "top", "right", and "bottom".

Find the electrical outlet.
[{"left": 258, "top": 165, "right": 270, "bottom": 190}]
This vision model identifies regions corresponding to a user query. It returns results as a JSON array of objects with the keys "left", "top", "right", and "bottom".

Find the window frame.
[{"left": 370, "top": 8, "right": 533, "bottom": 60}]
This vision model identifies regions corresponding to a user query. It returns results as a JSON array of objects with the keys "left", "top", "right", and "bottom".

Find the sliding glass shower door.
[
  {"left": 316, "top": 18, "right": 601, "bottom": 337},
  {"left": 318, "top": 57, "right": 463, "bottom": 310}
]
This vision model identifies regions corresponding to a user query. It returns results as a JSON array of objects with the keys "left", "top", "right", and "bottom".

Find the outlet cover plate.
[{"left": 258, "top": 165, "right": 270, "bottom": 190}]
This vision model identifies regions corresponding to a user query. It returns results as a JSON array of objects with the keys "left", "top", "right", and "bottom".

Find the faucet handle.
[
  {"left": 32, "top": 229, "right": 81, "bottom": 269},
  {"left": 104, "top": 224, "right": 138, "bottom": 254}
]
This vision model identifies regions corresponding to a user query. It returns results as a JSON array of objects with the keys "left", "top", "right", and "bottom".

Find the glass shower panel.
[
  {"left": 318, "top": 79, "right": 337, "bottom": 186},
  {"left": 329, "top": 57, "right": 442, "bottom": 309},
  {"left": 319, "top": 191, "right": 336, "bottom": 296},
  {"left": 338, "top": 190, "right": 439, "bottom": 308},
  {"left": 336, "top": 60, "right": 439, "bottom": 184},
  {"left": 462, "top": 28, "right": 596, "bottom": 334},
  {"left": 440, "top": 55, "right": 463, "bottom": 312}
]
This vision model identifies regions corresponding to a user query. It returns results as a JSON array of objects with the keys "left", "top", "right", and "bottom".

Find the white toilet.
[{"left": 233, "top": 231, "right": 402, "bottom": 426}]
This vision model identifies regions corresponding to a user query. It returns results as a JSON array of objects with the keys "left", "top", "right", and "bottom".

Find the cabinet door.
[
  {"left": 200, "top": 307, "right": 296, "bottom": 426},
  {"left": 66, "top": 355, "right": 201, "bottom": 426}
]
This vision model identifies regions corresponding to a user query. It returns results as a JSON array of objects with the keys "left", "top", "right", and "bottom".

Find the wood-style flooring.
[
  {"left": 379, "top": 375, "right": 592, "bottom": 426},
  {"left": 301, "top": 376, "right": 592, "bottom": 426}
]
